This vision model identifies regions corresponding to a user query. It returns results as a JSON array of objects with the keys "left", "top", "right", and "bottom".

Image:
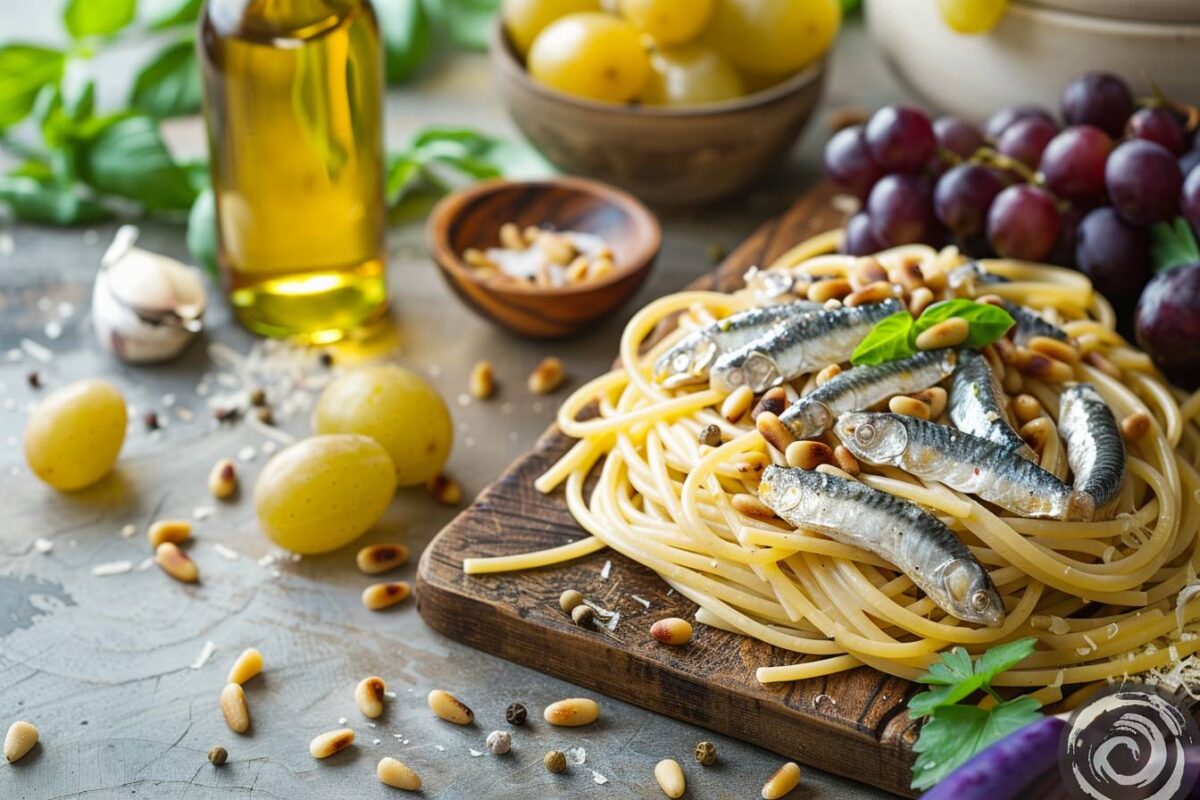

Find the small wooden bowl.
[{"left": 426, "top": 177, "right": 661, "bottom": 338}]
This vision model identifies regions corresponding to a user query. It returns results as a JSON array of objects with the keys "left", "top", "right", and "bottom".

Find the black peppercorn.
[{"left": 505, "top": 702, "right": 527, "bottom": 726}]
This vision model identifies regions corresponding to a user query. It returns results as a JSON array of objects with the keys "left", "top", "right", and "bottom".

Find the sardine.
[
  {"left": 1058, "top": 383, "right": 1125, "bottom": 514},
  {"left": 948, "top": 261, "right": 1010, "bottom": 292},
  {"left": 653, "top": 302, "right": 820, "bottom": 388},
  {"left": 778, "top": 349, "right": 958, "bottom": 440},
  {"left": 1004, "top": 302, "right": 1069, "bottom": 347},
  {"left": 948, "top": 349, "right": 1035, "bottom": 460},
  {"left": 742, "top": 266, "right": 812, "bottom": 305},
  {"left": 835, "top": 412, "right": 1092, "bottom": 520},
  {"left": 758, "top": 465, "right": 1004, "bottom": 626},
  {"left": 709, "top": 298, "right": 904, "bottom": 394}
]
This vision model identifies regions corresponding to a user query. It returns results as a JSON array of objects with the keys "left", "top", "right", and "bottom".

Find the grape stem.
[{"left": 971, "top": 147, "right": 1037, "bottom": 185}]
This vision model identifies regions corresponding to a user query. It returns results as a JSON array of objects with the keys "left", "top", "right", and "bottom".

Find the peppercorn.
[
  {"left": 698, "top": 424, "right": 722, "bottom": 447},
  {"left": 571, "top": 604, "right": 594, "bottom": 627},
  {"left": 26, "top": 371, "right": 42, "bottom": 389},
  {"left": 208, "top": 746, "right": 228, "bottom": 766},
  {"left": 505, "top": 702, "right": 528, "bottom": 726},
  {"left": 249, "top": 388, "right": 266, "bottom": 407},
  {"left": 543, "top": 750, "right": 567, "bottom": 774},
  {"left": 694, "top": 740, "right": 717, "bottom": 766},
  {"left": 143, "top": 411, "right": 160, "bottom": 431},
  {"left": 559, "top": 589, "right": 584, "bottom": 614},
  {"left": 213, "top": 406, "right": 240, "bottom": 423},
  {"left": 486, "top": 730, "right": 511, "bottom": 755},
  {"left": 318, "top": 351, "right": 334, "bottom": 367}
]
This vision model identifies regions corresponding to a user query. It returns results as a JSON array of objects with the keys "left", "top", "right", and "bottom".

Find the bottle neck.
[{"left": 205, "top": 0, "right": 365, "bottom": 40}]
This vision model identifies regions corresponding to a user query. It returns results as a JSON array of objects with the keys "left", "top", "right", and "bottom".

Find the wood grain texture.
[{"left": 417, "top": 182, "right": 924, "bottom": 798}]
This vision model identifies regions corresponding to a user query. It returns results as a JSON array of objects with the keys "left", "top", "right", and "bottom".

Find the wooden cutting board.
[{"left": 416, "top": 183, "right": 921, "bottom": 798}]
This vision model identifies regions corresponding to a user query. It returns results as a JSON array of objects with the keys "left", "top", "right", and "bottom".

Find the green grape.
[
  {"left": 314, "top": 365, "right": 452, "bottom": 486},
  {"left": 641, "top": 44, "right": 744, "bottom": 107},
  {"left": 528, "top": 12, "right": 651, "bottom": 104},
  {"left": 936, "top": 0, "right": 1008, "bottom": 34},
  {"left": 254, "top": 434, "right": 396, "bottom": 555},
  {"left": 705, "top": 0, "right": 840, "bottom": 78},
  {"left": 502, "top": 0, "right": 601, "bottom": 57},
  {"left": 619, "top": 0, "right": 714, "bottom": 46},
  {"left": 24, "top": 379, "right": 126, "bottom": 491}
]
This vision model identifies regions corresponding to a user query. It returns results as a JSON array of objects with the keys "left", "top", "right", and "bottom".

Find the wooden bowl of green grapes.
[{"left": 491, "top": 0, "right": 838, "bottom": 205}]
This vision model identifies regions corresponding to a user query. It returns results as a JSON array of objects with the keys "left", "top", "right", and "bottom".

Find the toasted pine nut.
[
  {"left": 915, "top": 318, "right": 969, "bottom": 351},
  {"left": 888, "top": 261, "right": 924, "bottom": 293},
  {"left": 850, "top": 256, "right": 887, "bottom": 289},
  {"left": 571, "top": 604, "right": 595, "bottom": 627},
  {"left": 528, "top": 357, "right": 565, "bottom": 394},
  {"left": 981, "top": 344, "right": 1006, "bottom": 378},
  {"left": 356, "top": 676, "right": 387, "bottom": 719},
  {"left": 363, "top": 581, "right": 411, "bottom": 611},
  {"left": 698, "top": 424, "right": 723, "bottom": 447},
  {"left": 4, "top": 721, "right": 37, "bottom": 763},
  {"left": 310, "top": 728, "right": 354, "bottom": 759},
  {"left": 220, "top": 683, "right": 250, "bottom": 734},
  {"left": 155, "top": 542, "right": 198, "bottom": 583},
  {"left": 751, "top": 387, "right": 788, "bottom": 420},
  {"left": 815, "top": 364, "right": 842, "bottom": 386},
  {"left": 1020, "top": 417, "right": 1054, "bottom": 453},
  {"left": 650, "top": 617, "right": 693, "bottom": 646},
  {"left": 536, "top": 232, "right": 575, "bottom": 265},
  {"left": 589, "top": 256, "right": 615, "bottom": 281},
  {"left": 822, "top": 298, "right": 843, "bottom": 310},
  {"left": 463, "top": 248, "right": 493, "bottom": 269},
  {"left": 1121, "top": 411, "right": 1151, "bottom": 443},
  {"left": 1012, "top": 394, "right": 1042, "bottom": 424},
  {"left": 428, "top": 689, "right": 474, "bottom": 725},
  {"left": 147, "top": 519, "right": 191, "bottom": 550},
  {"left": 469, "top": 361, "right": 495, "bottom": 400},
  {"left": 756, "top": 411, "right": 796, "bottom": 453},
  {"left": 543, "top": 698, "right": 600, "bottom": 727},
  {"left": 1083, "top": 350, "right": 1122, "bottom": 380},
  {"left": 832, "top": 445, "right": 860, "bottom": 476},
  {"left": 845, "top": 280, "right": 895, "bottom": 308},
  {"left": 908, "top": 387, "right": 947, "bottom": 419},
  {"left": 1015, "top": 350, "right": 1074, "bottom": 383},
  {"left": 356, "top": 543, "right": 410, "bottom": 575},
  {"left": 1029, "top": 335, "right": 1079, "bottom": 364},
  {"left": 1002, "top": 366, "right": 1024, "bottom": 394},
  {"left": 888, "top": 395, "right": 931, "bottom": 420},
  {"left": 378, "top": 757, "right": 421, "bottom": 790},
  {"left": 734, "top": 451, "right": 770, "bottom": 475},
  {"left": 559, "top": 589, "right": 584, "bottom": 613},
  {"left": 565, "top": 256, "right": 590, "bottom": 283},
  {"left": 523, "top": 225, "right": 541, "bottom": 244},
  {"left": 992, "top": 336, "right": 1017, "bottom": 365},
  {"left": 208, "top": 458, "right": 238, "bottom": 500},
  {"left": 807, "top": 278, "right": 853, "bottom": 304},
  {"left": 228, "top": 648, "right": 263, "bottom": 685},
  {"left": 976, "top": 293, "right": 1005, "bottom": 308},
  {"left": 908, "top": 286, "right": 935, "bottom": 317},
  {"left": 654, "top": 759, "right": 687, "bottom": 799},
  {"left": 732, "top": 493, "right": 776, "bottom": 518},
  {"left": 427, "top": 473, "right": 462, "bottom": 506},
  {"left": 500, "top": 223, "right": 525, "bottom": 250},
  {"left": 762, "top": 761, "right": 802, "bottom": 799},
  {"left": 815, "top": 463, "right": 855, "bottom": 480},
  {"left": 785, "top": 440, "right": 833, "bottom": 470},
  {"left": 721, "top": 385, "right": 754, "bottom": 423}
]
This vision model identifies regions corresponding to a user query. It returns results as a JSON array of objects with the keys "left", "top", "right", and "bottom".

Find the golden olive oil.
[{"left": 200, "top": 0, "right": 387, "bottom": 342}]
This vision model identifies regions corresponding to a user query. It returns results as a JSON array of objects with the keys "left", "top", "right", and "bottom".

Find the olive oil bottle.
[{"left": 200, "top": 0, "right": 387, "bottom": 342}]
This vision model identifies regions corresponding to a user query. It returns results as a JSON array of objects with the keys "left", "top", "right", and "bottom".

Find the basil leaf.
[
  {"left": 131, "top": 38, "right": 202, "bottom": 118},
  {"left": 0, "top": 45, "right": 66, "bottom": 130},
  {"left": 426, "top": 0, "right": 500, "bottom": 51},
  {"left": 0, "top": 174, "right": 110, "bottom": 225},
  {"left": 1150, "top": 217, "right": 1200, "bottom": 273},
  {"left": 63, "top": 0, "right": 137, "bottom": 39},
  {"left": 915, "top": 299, "right": 1014, "bottom": 348},
  {"left": 379, "top": 0, "right": 430, "bottom": 84},
  {"left": 412, "top": 127, "right": 500, "bottom": 156},
  {"left": 80, "top": 114, "right": 197, "bottom": 211},
  {"left": 186, "top": 186, "right": 218, "bottom": 276},
  {"left": 849, "top": 311, "right": 915, "bottom": 366},
  {"left": 148, "top": 0, "right": 203, "bottom": 30}
]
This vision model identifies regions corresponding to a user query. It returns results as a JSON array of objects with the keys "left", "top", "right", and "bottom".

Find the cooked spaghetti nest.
[{"left": 466, "top": 230, "right": 1200, "bottom": 697}]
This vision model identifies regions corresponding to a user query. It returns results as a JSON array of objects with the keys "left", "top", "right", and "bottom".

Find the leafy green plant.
[
  {"left": 850, "top": 299, "right": 1015, "bottom": 366},
  {"left": 1151, "top": 217, "right": 1200, "bottom": 273}
]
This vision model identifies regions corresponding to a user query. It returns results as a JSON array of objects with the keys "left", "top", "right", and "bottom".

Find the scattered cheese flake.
[
  {"left": 566, "top": 746, "right": 586, "bottom": 765},
  {"left": 237, "top": 445, "right": 257, "bottom": 462},
  {"left": 591, "top": 771, "right": 608, "bottom": 785},
  {"left": 373, "top": 738, "right": 381, "bottom": 745},
  {"left": 261, "top": 441, "right": 277, "bottom": 455},
  {"left": 191, "top": 640, "right": 217, "bottom": 669},
  {"left": 193, "top": 506, "right": 215, "bottom": 521},
  {"left": 162, "top": 393, "right": 176, "bottom": 407},
  {"left": 213, "top": 543, "right": 240, "bottom": 561},
  {"left": 258, "top": 554, "right": 276, "bottom": 567},
  {"left": 600, "top": 560, "right": 612, "bottom": 579},
  {"left": 435, "top": 745, "right": 445, "bottom": 752},
  {"left": 44, "top": 321, "right": 62, "bottom": 340},
  {"left": 469, "top": 749, "right": 483, "bottom": 757},
  {"left": 136, "top": 558, "right": 154, "bottom": 571},
  {"left": 630, "top": 595, "right": 651, "bottom": 609},
  {"left": 1106, "top": 623, "right": 1119, "bottom": 640},
  {"left": 33, "top": 538, "right": 53, "bottom": 554},
  {"left": 120, "top": 524, "right": 137, "bottom": 538},
  {"left": 383, "top": 691, "right": 397, "bottom": 699},
  {"left": 92, "top": 560, "right": 133, "bottom": 576},
  {"left": 338, "top": 717, "right": 348, "bottom": 725}
]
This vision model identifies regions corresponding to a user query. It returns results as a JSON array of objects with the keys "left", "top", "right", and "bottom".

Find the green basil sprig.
[{"left": 850, "top": 299, "right": 1015, "bottom": 367}]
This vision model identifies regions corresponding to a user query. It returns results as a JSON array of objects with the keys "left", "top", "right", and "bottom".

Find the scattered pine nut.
[
  {"left": 464, "top": 248, "right": 492, "bottom": 269},
  {"left": 589, "top": 255, "right": 615, "bottom": 281},
  {"left": 850, "top": 256, "right": 887, "bottom": 288},
  {"left": 428, "top": 689, "right": 474, "bottom": 725},
  {"left": 208, "top": 458, "right": 238, "bottom": 500},
  {"left": 1028, "top": 335, "right": 1079, "bottom": 364},
  {"left": 378, "top": 757, "right": 421, "bottom": 790},
  {"left": 888, "top": 260, "right": 925, "bottom": 293},
  {"left": 732, "top": 493, "right": 776, "bottom": 519},
  {"left": 914, "top": 318, "right": 969, "bottom": 350},
  {"left": 751, "top": 387, "right": 788, "bottom": 420},
  {"left": 310, "top": 728, "right": 355, "bottom": 759},
  {"left": 356, "top": 544, "right": 411, "bottom": 575},
  {"left": 650, "top": 617, "right": 693, "bottom": 646},
  {"left": 528, "top": 357, "right": 565, "bottom": 395},
  {"left": 220, "top": 683, "right": 250, "bottom": 734},
  {"left": 976, "top": 293, "right": 1005, "bottom": 308},
  {"left": 4, "top": 721, "right": 37, "bottom": 763},
  {"left": 992, "top": 336, "right": 1017, "bottom": 365},
  {"left": 147, "top": 519, "right": 191, "bottom": 550},
  {"left": 543, "top": 698, "right": 600, "bottom": 727},
  {"left": 566, "top": 255, "right": 591, "bottom": 283},
  {"left": 814, "top": 364, "right": 842, "bottom": 386},
  {"left": 807, "top": 277, "right": 852, "bottom": 304},
  {"left": 756, "top": 411, "right": 795, "bottom": 453},
  {"left": 1014, "top": 349, "right": 1074, "bottom": 383},
  {"left": 698, "top": 424, "right": 722, "bottom": 448},
  {"left": 536, "top": 231, "right": 575, "bottom": 265},
  {"left": 1019, "top": 417, "right": 1055, "bottom": 453},
  {"left": 694, "top": 740, "right": 717, "bottom": 766},
  {"left": 356, "top": 676, "right": 387, "bottom": 719},
  {"left": 559, "top": 589, "right": 584, "bottom": 613},
  {"left": 734, "top": 451, "right": 770, "bottom": 475},
  {"left": 486, "top": 730, "right": 511, "bottom": 755},
  {"left": 832, "top": 445, "right": 860, "bottom": 476},
  {"left": 908, "top": 286, "right": 935, "bottom": 317},
  {"left": 1012, "top": 394, "right": 1042, "bottom": 424},
  {"left": 227, "top": 648, "right": 263, "bottom": 685},
  {"left": 469, "top": 361, "right": 495, "bottom": 400},
  {"left": 815, "top": 463, "right": 856, "bottom": 481},
  {"left": 1121, "top": 411, "right": 1151, "bottom": 443},
  {"left": 844, "top": 280, "right": 894, "bottom": 308},
  {"left": 721, "top": 385, "right": 754, "bottom": 423},
  {"left": 1001, "top": 365, "right": 1024, "bottom": 394},
  {"left": 762, "top": 761, "right": 802, "bottom": 799},
  {"left": 544, "top": 750, "right": 567, "bottom": 773},
  {"left": 910, "top": 387, "right": 948, "bottom": 419},
  {"left": 208, "top": 746, "right": 228, "bottom": 766},
  {"left": 654, "top": 759, "right": 686, "bottom": 799},
  {"left": 155, "top": 542, "right": 198, "bottom": 583},
  {"left": 571, "top": 604, "right": 595, "bottom": 627},
  {"left": 362, "top": 582, "right": 411, "bottom": 611},
  {"left": 785, "top": 440, "right": 833, "bottom": 470},
  {"left": 888, "top": 395, "right": 931, "bottom": 420},
  {"left": 427, "top": 473, "right": 462, "bottom": 506},
  {"left": 500, "top": 223, "right": 525, "bottom": 251}
]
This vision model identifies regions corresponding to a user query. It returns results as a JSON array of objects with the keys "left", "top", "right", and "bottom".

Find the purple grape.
[
  {"left": 843, "top": 212, "right": 883, "bottom": 256},
  {"left": 1075, "top": 207, "right": 1152, "bottom": 332},
  {"left": 1126, "top": 107, "right": 1185, "bottom": 156},
  {"left": 866, "top": 174, "right": 933, "bottom": 247},
  {"left": 1106, "top": 139, "right": 1182, "bottom": 225},
  {"left": 1061, "top": 71, "right": 1134, "bottom": 138},
  {"left": 997, "top": 116, "right": 1058, "bottom": 168},
  {"left": 1183, "top": 165, "right": 1200, "bottom": 238},
  {"left": 1040, "top": 125, "right": 1112, "bottom": 201},
  {"left": 865, "top": 105, "right": 936, "bottom": 173},
  {"left": 987, "top": 184, "right": 1060, "bottom": 261},
  {"left": 983, "top": 104, "right": 1054, "bottom": 141},
  {"left": 823, "top": 125, "right": 884, "bottom": 200},
  {"left": 934, "top": 116, "right": 985, "bottom": 159},
  {"left": 1048, "top": 203, "right": 1086, "bottom": 269},
  {"left": 1180, "top": 150, "right": 1200, "bottom": 177},
  {"left": 1136, "top": 263, "right": 1200, "bottom": 389},
  {"left": 934, "top": 164, "right": 1004, "bottom": 238}
]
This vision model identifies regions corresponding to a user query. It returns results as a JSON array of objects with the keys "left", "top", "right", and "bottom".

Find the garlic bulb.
[{"left": 92, "top": 225, "right": 207, "bottom": 363}]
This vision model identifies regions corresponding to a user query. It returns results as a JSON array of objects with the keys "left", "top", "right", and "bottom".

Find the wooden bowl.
[
  {"left": 426, "top": 177, "right": 661, "bottom": 338},
  {"left": 489, "top": 23, "right": 827, "bottom": 205}
]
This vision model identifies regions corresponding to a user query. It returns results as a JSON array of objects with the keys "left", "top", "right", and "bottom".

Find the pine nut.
[
  {"left": 785, "top": 440, "right": 833, "bottom": 470},
  {"left": 356, "top": 544, "right": 410, "bottom": 575},
  {"left": 756, "top": 411, "right": 796, "bottom": 453},
  {"left": 208, "top": 458, "right": 238, "bottom": 500},
  {"left": 908, "top": 387, "right": 947, "bottom": 419},
  {"left": 654, "top": 759, "right": 686, "bottom": 799},
  {"left": 227, "top": 648, "right": 263, "bottom": 685},
  {"left": 993, "top": 336, "right": 1017, "bottom": 365},
  {"left": 721, "top": 385, "right": 754, "bottom": 423},
  {"left": 356, "top": 676, "right": 387, "bottom": 719},
  {"left": 850, "top": 256, "right": 887, "bottom": 289},
  {"left": 543, "top": 698, "right": 600, "bottom": 727},
  {"left": 1075, "top": 332, "right": 1102, "bottom": 354},
  {"left": 1019, "top": 417, "right": 1054, "bottom": 453},
  {"left": 220, "top": 683, "right": 250, "bottom": 734},
  {"left": 309, "top": 728, "right": 355, "bottom": 759},
  {"left": 698, "top": 424, "right": 722, "bottom": 447},
  {"left": 976, "top": 293, "right": 1005, "bottom": 308},
  {"left": 427, "top": 473, "right": 462, "bottom": 505},
  {"left": 428, "top": 689, "right": 474, "bottom": 725},
  {"left": 469, "top": 361, "right": 495, "bottom": 400},
  {"left": 816, "top": 463, "right": 855, "bottom": 480},
  {"left": 500, "top": 223, "right": 526, "bottom": 250},
  {"left": 486, "top": 730, "right": 511, "bottom": 755},
  {"left": 844, "top": 280, "right": 895, "bottom": 308},
  {"left": 915, "top": 318, "right": 969, "bottom": 350},
  {"left": 888, "top": 395, "right": 930, "bottom": 420},
  {"left": 1028, "top": 335, "right": 1079, "bottom": 364},
  {"left": 523, "top": 225, "right": 541, "bottom": 244},
  {"left": 908, "top": 286, "right": 935, "bottom": 317},
  {"left": 4, "top": 720, "right": 37, "bottom": 763},
  {"left": 732, "top": 493, "right": 776, "bottom": 519},
  {"left": 155, "top": 542, "right": 198, "bottom": 583},
  {"left": 815, "top": 363, "right": 842, "bottom": 386},
  {"left": 589, "top": 256, "right": 615, "bottom": 281},
  {"left": 832, "top": 445, "right": 860, "bottom": 476},
  {"left": 822, "top": 298, "right": 842, "bottom": 310},
  {"left": 464, "top": 248, "right": 493, "bottom": 269},
  {"left": 1121, "top": 411, "right": 1151, "bottom": 443},
  {"left": 1012, "top": 394, "right": 1042, "bottom": 424},
  {"left": 1014, "top": 349, "right": 1074, "bottom": 382},
  {"left": 565, "top": 255, "right": 590, "bottom": 283},
  {"left": 1083, "top": 350, "right": 1122, "bottom": 380},
  {"left": 528, "top": 357, "right": 565, "bottom": 394},
  {"left": 981, "top": 344, "right": 1006, "bottom": 377},
  {"left": 888, "top": 261, "right": 925, "bottom": 293},
  {"left": 559, "top": 589, "right": 584, "bottom": 613},
  {"left": 147, "top": 519, "right": 191, "bottom": 550},
  {"left": 544, "top": 750, "right": 567, "bottom": 773},
  {"left": 537, "top": 232, "right": 575, "bottom": 265},
  {"left": 362, "top": 582, "right": 411, "bottom": 611},
  {"left": 650, "top": 617, "right": 693, "bottom": 646},
  {"left": 1002, "top": 366, "right": 1024, "bottom": 394},
  {"left": 762, "top": 761, "right": 802, "bottom": 799},
  {"left": 751, "top": 387, "right": 788, "bottom": 420},
  {"left": 378, "top": 757, "right": 421, "bottom": 790},
  {"left": 808, "top": 278, "right": 852, "bottom": 304}
]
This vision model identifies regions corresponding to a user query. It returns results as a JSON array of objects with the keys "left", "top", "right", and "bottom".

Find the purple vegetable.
[{"left": 921, "top": 716, "right": 1066, "bottom": 800}]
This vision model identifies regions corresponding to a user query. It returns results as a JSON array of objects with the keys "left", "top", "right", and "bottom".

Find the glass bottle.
[{"left": 199, "top": 0, "right": 388, "bottom": 343}]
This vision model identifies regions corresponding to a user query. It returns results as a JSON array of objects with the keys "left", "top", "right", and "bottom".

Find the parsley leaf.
[
  {"left": 849, "top": 311, "right": 916, "bottom": 366},
  {"left": 911, "top": 697, "right": 1042, "bottom": 790},
  {"left": 1150, "top": 217, "right": 1200, "bottom": 273},
  {"left": 908, "top": 638, "right": 1037, "bottom": 717}
]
